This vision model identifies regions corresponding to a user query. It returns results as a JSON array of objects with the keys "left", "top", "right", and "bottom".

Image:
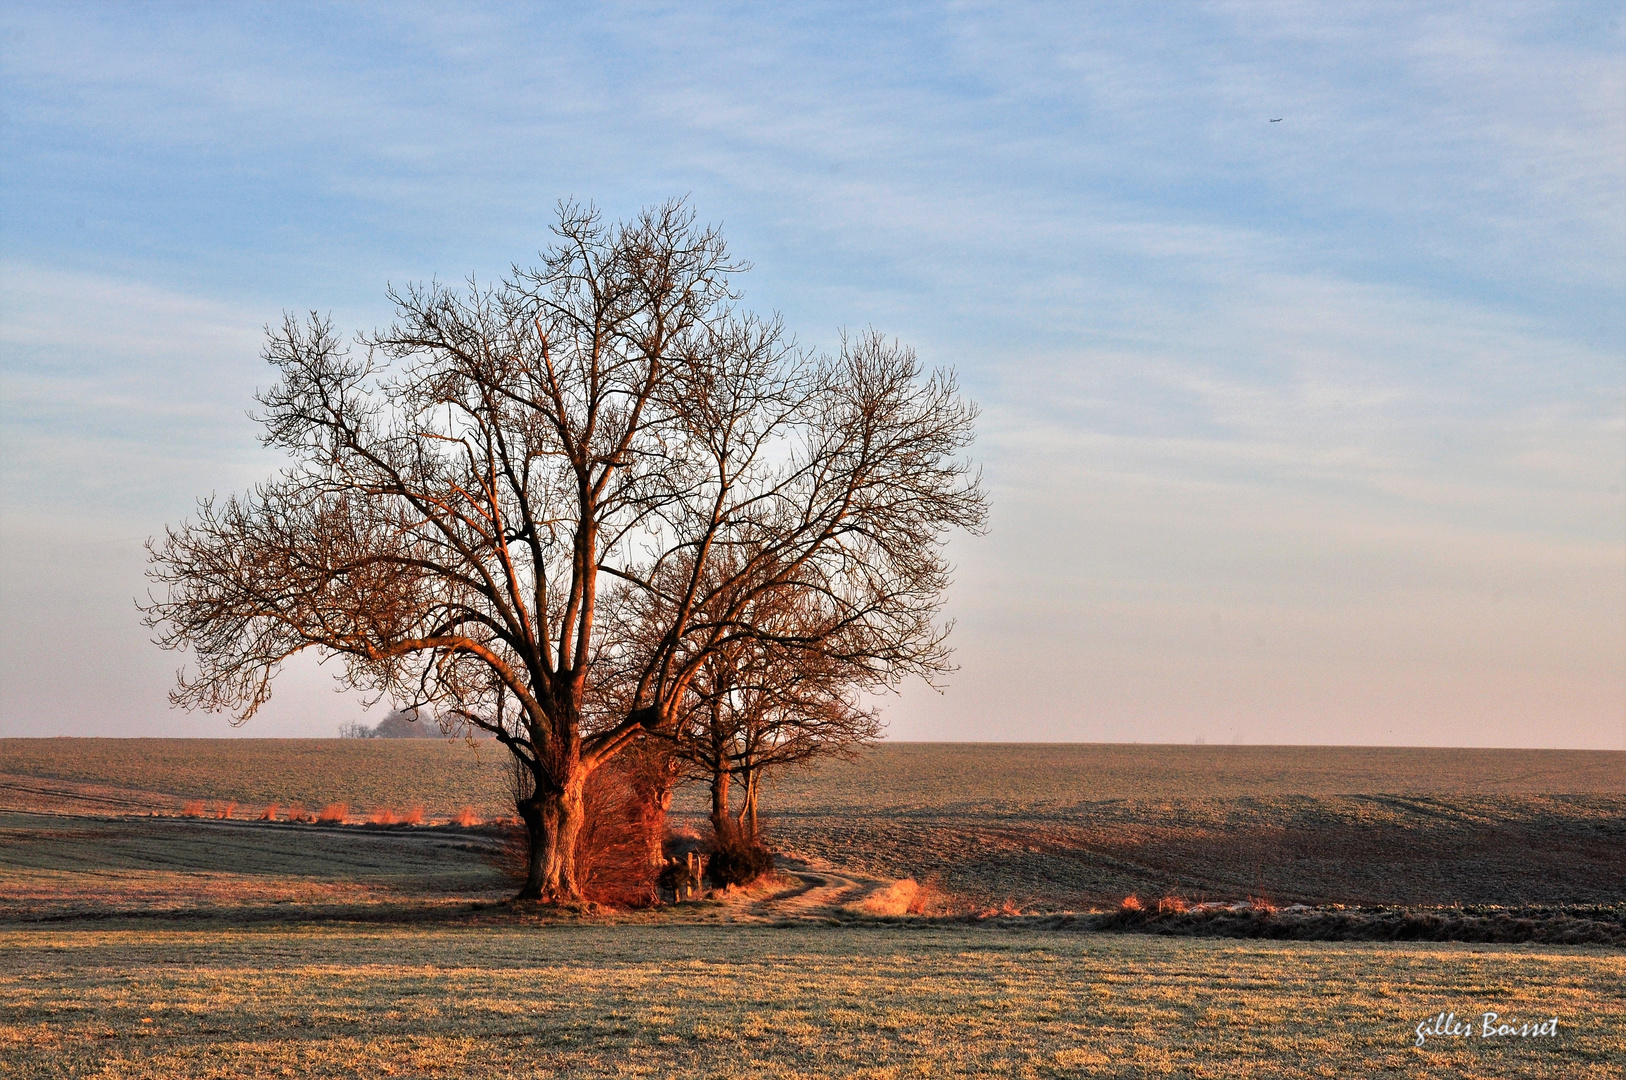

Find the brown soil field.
[
  {"left": 763, "top": 793, "right": 1626, "bottom": 909},
  {"left": 760, "top": 743, "right": 1626, "bottom": 804},
  {"left": 4, "top": 739, "right": 1622, "bottom": 911},
  {"left": 0, "top": 738, "right": 513, "bottom": 820},
  {"left": 746, "top": 744, "right": 1626, "bottom": 909},
  {"left": 0, "top": 812, "right": 508, "bottom": 923},
  {"left": 7, "top": 740, "right": 1615, "bottom": 819}
]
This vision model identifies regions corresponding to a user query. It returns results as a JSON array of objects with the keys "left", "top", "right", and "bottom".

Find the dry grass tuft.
[
  {"left": 180, "top": 801, "right": 204, "bottom": 818},
  {"left": 853, "top": 877, "right": 939, "bottom": 916},
  {"left": 315, "top": 803, "right": 348, "bottom": 824},
  {"left": 452, "top": 807, "right": 481, "bottom": 827},
  {"left": 906, "top": 880, "right": 938, "bottom": 915},
  {"left": 402, "top": 805, "right": 424, "bottom": 825},
  {"left": 368, "top": 807, "right": 399, "bottom": 825},
  {"left": 259, "top": 803, "right": 280, "bottom": 821}
]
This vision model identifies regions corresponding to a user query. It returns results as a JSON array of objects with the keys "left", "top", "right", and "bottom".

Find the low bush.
[
  {"left": 706, "top": 817, "right": 774, "bottom": 888},
  {"left": 573, "top": 758, "right": 663, "bottom": 907}
]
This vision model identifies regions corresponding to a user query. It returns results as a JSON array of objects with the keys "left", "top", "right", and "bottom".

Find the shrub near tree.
[{"left": 144, "top": 199, "right": 984, "bottom": 903}]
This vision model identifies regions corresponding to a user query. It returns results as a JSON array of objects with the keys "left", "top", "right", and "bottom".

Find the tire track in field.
[
  {"left": 747, "top": 857, "right": 884, "bottom": 921},
  {"left": 0, "top": 773, "right": 182, "bottom": 815}
]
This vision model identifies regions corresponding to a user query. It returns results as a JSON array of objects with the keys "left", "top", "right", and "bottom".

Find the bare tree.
[
  {"left": 676, "top": 587, "right": 882, "bottom": 840},
  {"left": 144, "top": 199, "right": 984, "bottom": 902}
]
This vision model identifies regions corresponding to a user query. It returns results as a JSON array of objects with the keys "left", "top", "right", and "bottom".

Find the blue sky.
[{"left": 2, "top": 2, "right": 1621, "bottom": 746}]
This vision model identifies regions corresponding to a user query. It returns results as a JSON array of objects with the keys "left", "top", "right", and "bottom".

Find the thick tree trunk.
[
  {"left": 709, "top": 767, "right": 730, "bottom": 837},
  {"left": 516, "top": 775, "right": 585, "bottom": 902},
  {"left": 649, "top": 777, "right": 674, "bottom": 868}
]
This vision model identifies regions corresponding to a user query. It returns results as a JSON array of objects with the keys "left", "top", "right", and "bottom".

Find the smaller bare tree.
[{"left": 682, "top": 625, "right": 881, "bottom": 842}]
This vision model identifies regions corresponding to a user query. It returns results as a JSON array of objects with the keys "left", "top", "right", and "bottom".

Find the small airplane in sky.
[{"left": 1269, "top": 118, "right": 1282, "bottom": 122}]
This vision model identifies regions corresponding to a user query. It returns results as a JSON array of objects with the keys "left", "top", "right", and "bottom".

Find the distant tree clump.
[
  {"left": 340, "top": 707, "right": 442, "bottom": 739},
  {"left": 144, "top": 199, "right": 984, "bottom": 903},
  {"left": 374, "top": 708, "right": 439, "bottom": 739}
]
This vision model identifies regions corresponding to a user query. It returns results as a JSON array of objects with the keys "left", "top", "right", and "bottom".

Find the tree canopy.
[{"left": 145, "top": 199, "right": 985, "bottom": 901}]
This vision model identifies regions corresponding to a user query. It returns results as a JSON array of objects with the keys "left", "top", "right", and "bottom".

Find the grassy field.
[
  {"left": 4, "top": 740, "right": 1622, "bottom": 909},
  {"left": 3, "top": 924, "right": 1622, "bottom": 1079}
]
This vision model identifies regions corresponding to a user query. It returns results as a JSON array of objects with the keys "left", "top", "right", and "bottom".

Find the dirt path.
[{"left": 734, "top": 856, "right": 890, "bottom": 921}]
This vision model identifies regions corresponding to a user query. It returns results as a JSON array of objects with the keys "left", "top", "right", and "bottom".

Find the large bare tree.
[{"left": 145, "top": 200, "right": 984, "bottom": 902}]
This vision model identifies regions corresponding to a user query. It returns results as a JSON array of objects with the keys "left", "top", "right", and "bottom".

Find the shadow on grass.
[{"left": 834, "top": 902, "right": 1626, "bottom": 946}]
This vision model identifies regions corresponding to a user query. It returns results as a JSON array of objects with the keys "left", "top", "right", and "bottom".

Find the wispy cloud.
[{"left": 0, "top": 2, "right": 1619, "bottom": 743}]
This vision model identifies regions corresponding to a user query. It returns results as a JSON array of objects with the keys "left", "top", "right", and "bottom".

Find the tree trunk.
[
  {"left": 516, "top": 774, "right": 585, "bottom": 903},
  {"left": 739, "top": 767, "right": 759, "bottom": 837},
  {"left": 710, "top": 766, "right": 730, "bottom": 837},
  {"left": 649, "top": 770, "right": 675, "bottom": 868}
]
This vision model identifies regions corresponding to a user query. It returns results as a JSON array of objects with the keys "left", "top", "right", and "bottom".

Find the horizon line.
[{"left": 2, "top": 735, "right": 1619, "bottom": 753}]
